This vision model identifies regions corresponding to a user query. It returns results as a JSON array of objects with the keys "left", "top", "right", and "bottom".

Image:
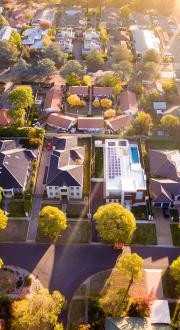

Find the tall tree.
[
  {"left": 35, "top": 58, "right": 56, "bottom": 78},
  {"left": 8, "top": 86, "right": 34, "bottom": 110},
  {"left": 133, "top": 111, "right": 153, "bottom": 135},
  {"left": 38, "top": 206, "right": 67, "bottom": 239},
  {"left": 0, "top": 209, "right": 8, "bottom": 231},
  {"left": 11, "top": 288, "right": 65, "bottom": 330},
  {"left": 7, "top": 108, "right": 25, "bottom": 127},
  {"left": 142, "top": 49, "right": 161, "bottom": 64},
  {"left": 43, "top": 43, "right": 67, "bottom": 69},
  {"left": 85, "top": 49, "right": 104, "bottom": 72},
  {"left": 112, "top": 45, "right": 133, "bottom": 64},
  {"left": 60, "top": 60, "right": 86, "bottom": 77},
  {"left": 113, "top": 60, "right": 133, "bottom": 81},
  {"left": 160, "top": 115, "right": 179, "bottom": 135},
  {"left": 141, "top": 61, "right": 160, "bottom": 81},
  {"left": 170, "top": 256, "right": 180, "bottom": 295},
  {"left": 93, "top": 203, "right": 136, "bottom": 243},
  {"left": 0, "top": 40, "right": 18, "bottom": 68}
]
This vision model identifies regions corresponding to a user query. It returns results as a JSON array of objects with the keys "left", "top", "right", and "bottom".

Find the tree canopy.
[
  {"left": 170, "top": 256, "right": 180, "bottom": 294},
  {"left": 38, "top": 206, "right": 67, "bottom": 239},
  {"left": 112, "top": 45, "right": 133, "bottom": 64},
  {"left": 93, "top": 203, "right": 136, "bottom": 243},
  {"left": 160, "top": 115, "right": 179, "bottom": 135},
  {"left": 118, "top": 253, "right": 144, "bottom": 281},
  {"left": 8, "top": 86, "right": 34, "bottom": 110},
  {"left": 60, "top": 60, "right": 86, "bottom": 77},
  {"left": 35, "top": 58, "right": 56, "bottom": 77},
  {"left": 0, "top": 40, "right": 18, "bottom": 68},
  {"left": 7, "top": 108, "right": 25, "bottom": 127},
  {"left": 141, "top": 61, "right": 160, "bottom": 81},
  {"left": 0, "top": 209, "right": 8, "bottom": 231},
  {"left": 43, "top": 43, "right": 67, "bottom": 69},
  {"left": 142, "top": 49, "right": 161, "bottom": 64},
  {"left": 85, "top": 49, "right": 104, "bottom": 72},
  {"left": 10, "top": 30, "right": 22, "bottom": 50},
  {"left": 113, "top": 60, "right": 133, "bottom": 81},
  {"left": 133, "top": 111, "right": 153, "bottom": 135}
]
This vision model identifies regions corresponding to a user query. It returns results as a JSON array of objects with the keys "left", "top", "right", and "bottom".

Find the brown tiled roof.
[
  {"left": 93, "top": 86, "right": 113, "bottom": 96},
  {"left": 0, "top": 109, "right": 12, "bottom": 126},
  {"left": 43, "top": 86, "right": 62, "bottom": 111},
  {"left": 119, "top": 90, "right": 138, "bottom": 113},
  {"left": 47, "top": 113, "right": 76, "bottom": 130},
  {"left": 78, "top": 117, "right": 104, "bottom": 129},
  {"left": 69, "top": 86, "right": 89, "bottom": 95},
  {"left": 106, "top": 114, "right": 133, "bottom": 132}
]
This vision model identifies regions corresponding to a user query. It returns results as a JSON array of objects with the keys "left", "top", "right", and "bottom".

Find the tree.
[
  {"left": 99, "top": 74, "right": 120, "bottom": 87},
  {"left": 142, "top": 49, "right": 161, "bottom": 64},
  {"left": 83, "top": 75, "right": 92, "bottom": 86},
  {"left": 11, "top": 288, "right": 65, "bottom": 330},
  {"left": 170, "top": 256, "right": 180, "bottom": 294},
  {"left": 100, "top": 98, "right": 112, "bottom": 109},
  {"left": 0, "top": 15, "right": 8, "bottom": 28},
  {"left": 66, "top": 72, "right": 80, "bottom": 86},
  {"left": 133, "top": 111, "right": 153, "bottom": 135},
  {"left": 35, "top": 58, "right": 56, "bottom": 78},
  {"left": 113, "top": 60, "right": 133, "bottom": 81},
  {"left": 78, "top": 325, "right": 91, "bottom": 330},
  {"left": 7, "top": 108, "right": 25, "bottom": 127},
  {"left": 43, "top": 43, "right": 67, "bottom": 69},
  {"left": 93, "top": 99, "right": 100, "bottom": 108},
  {"left": 100, "top": 26, "right": 109, "bottom": 46},
  {"left": 10, "top": 30, "right": 22, "bottom": 50},
  {"left": 0, "top": 209, "right": 8, "bottom": 231},
  {"left": 141, "top": 61, "right": 160, "bottom": 81},
  {"left": 118, "top": 253, "right": 144, "bottom": 297},
  {"left": 112, "top": 45, "right": 133, "bottom": 64},
  {"left": 85, "top": 49, "right": 104, "bottom": 71},
  {"left": 67, "top": 94, "right": 81, "bottom": 107},
  {"left": 162, "top": 79, "right": 177, "bottom": 96},
  {"left": 38, "top": 206, "right": 67, "bottom": 239},
  {"left": 160, "top": 115, "right": 179, "bottom": 135},
  {"left": 11, "top": 59, "right": 31, "bottom": 80},
  {"left": 0, "top": 40, "right": 18, "bottom": 68},
  {"left": 0, "top": 258, "right": 3, "bottom": 268},
  {"left": 121, "top": 6, "right": 130, "bottom": 21},
  {"left": 60, "top": 60, "right": 86, "bottom": 77},
  {"left": 93, "top": 203, "right": 136, "bottom": 243},
  {"left": 133, "top": 83, "right": 145, "bottom": 96},
  {"left": 8, "top": 86, "right": 34, "bottom": 110},
  {"left": 28, "top": 128, "right": 44, "bottom": 147},
  {"left": 113, "top": 83, "right": 123, "bottom": 96},
  {"left": 104, "top": 109, "right": 116, "bottom": 119}
]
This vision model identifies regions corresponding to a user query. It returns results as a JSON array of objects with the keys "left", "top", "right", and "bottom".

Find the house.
[
  {"left": 46, "top": 136, "right": 84, "bottom": 200},
  {"left": 59, "top": 8, "right": 87, "bottom": 29},
  {"left": 43, "top": 86, "right": 63, "bottom": 113},
  {"left": 0, "top": 139, "right": 38, "bottom": 197},
  {"left": 131, "top": 27, "right": 160, "bottom": 59},
  {"left": 0, "top": 26, "right": 13, "bottom": 41},
  {"left": 106, "top": 114, "right": 133, "bottom": 132},
  {"left": 108, "top": 31, "right": 130, "bottom": 54},
  {"left": 82, "top": 29, "right": 102, "bottom": 54},
  {"left": 32, "top": 8, "right": 56, "bottom": 26},
  {"left": 78, "top": 117, "right": 104, "bottom": 132},
  {"left": 56, "top": 28, "right": 74, "bottom": 53},
  {"left": 68, "top": 86, "right": 89, "bottom": 98},
  {"left": 149, "top": 149, "right": 180, "bottom": 207},
  {"left": 104, "top": 139, "right": 146, "bottom": 206},
  {"left": 100, "top": 8, "right": 122, "bottom": 30},
  {"left": 153, "top": 102, "right": 167, "bottom": 115},
  {"left": 163, "top": 105, "right": 180, "bottom": 118},
  {"left": 119, "top": 90, "right": 138, "bottom": 115},
  {"left": 0, "top": 109, "right": 12, "bottom": 126},
  {"left": 93, "top": 86, "right": 113, "bottom": 99},
  {"left": 130, "top": 13, "right": 151, "bottom": 28},
  {"left": 47, "top": 113, "right": 77, "bottom": 131},
  {"left": 22, "top": 27, "right": 48, "bottom": 49}
]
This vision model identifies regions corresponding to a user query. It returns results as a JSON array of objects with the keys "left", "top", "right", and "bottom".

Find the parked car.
[{"left": 162, "top": 207, "right": 170, "bottom": 218}]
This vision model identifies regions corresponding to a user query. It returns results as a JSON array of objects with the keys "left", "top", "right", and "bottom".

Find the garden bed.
[{"left": 94, "top": 147, "right": 104, "bottom": 178}]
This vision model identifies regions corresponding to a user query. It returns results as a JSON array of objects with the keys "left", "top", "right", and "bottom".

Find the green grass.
[
  {"left": 162, "top": 269, "right": 178, "bottom": 299},
  {"left": 94, "top": 147, "right": 104, "bottom": 178},
  {"left": 2, "top": 201, "right": 25, "bottom": 217},
  {"left": 170, "top": 209, "right": 179, "bottom": 222},
  {"left": 66, "top": 204, "right": 88, "bottom": 218},
  {"left": 170, "top": 224, "right": 180, "bottom": 246},
  {"left": 36, "top": 220, "right": 91, "bottom": 244},
  {"left": 79, "top": 138, "right": 91, "bottom": 196},
  {"left": 132, "top": 205, "right": 147, "bottom": 220},
  {"left": 132, "top": 224, "right": 157, "bottom": 245},
  {"left": 145, "top": 136, "right": 180, "bottom": 151},
  {"left": 68, "top": 299, "right": 85, "bottom": 330},
  {"left": 0, "top": 219, "right": 28, "bottom": 242}
]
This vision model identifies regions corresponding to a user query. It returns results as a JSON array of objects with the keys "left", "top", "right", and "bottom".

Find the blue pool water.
[{"left": 130, "top": 146, "right": 140, "bottom": 163}]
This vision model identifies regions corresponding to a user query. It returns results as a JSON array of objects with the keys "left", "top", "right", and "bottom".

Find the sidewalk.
[
  {"left": 154, "top": 209, "right": 173, "bottom": 246},
  {"left": 145, "top": 269, "right": 164, "bottom": 299}
]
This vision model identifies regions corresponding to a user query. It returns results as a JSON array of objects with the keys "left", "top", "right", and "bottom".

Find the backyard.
[
  {"left": 94, "top": 146, "right": 104, "bottom": 178},
  {"left": 131, "top": 224, "right": 157, "bottom": 245},
  {"left": 79, "top": 137, "right": 91, "bottom": 196},
  {"left": 170, "top": 224, "right": 180, "bottom": 246}
]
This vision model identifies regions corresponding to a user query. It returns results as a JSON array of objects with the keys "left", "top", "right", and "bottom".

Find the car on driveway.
[{"left": 162, "top": 207, "right": 170, "bottom": 218}]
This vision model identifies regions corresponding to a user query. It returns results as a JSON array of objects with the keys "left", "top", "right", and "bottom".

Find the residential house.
[
  {"left": 149, "top": 149, "right": 180, "bottom": 207},
  {"left": 47, "top": 113, "right": 77, "bottom": 131},
  {"left": 108, "top": 31, "right": 130, "bottom": 55},
  {"left": 56, "top": 28, "right": 74, "bottom": 53},
  {"left": 153, "top": 102, "right": 167, "bottom": 115},
  {"left": 22, "top": 27, "right": 48, "bottom": 49},
  {"left": 104, "top": 139, "right": 146, "bottom": 206},
  {"left": 93, "top": 86, "right": 113, "bottom": 99},
  {"left": 119, "top": 90, "right": 138, "bottom": 115},
  {"left": 59, "top": 8, "right": 87, "bottom": 29},
  {"left": 78, "top": 117, "right": 104, "bottom": 133},
  {"left": 68, "top": 86, "right": 89, "bottom": 98},
  {"left": 0, "top": 109, "right": 12, "bottom": 126},
  {"left": 0, "top": 26, "right": 13, "bottom": 41},
  {"left": 32, "top": 8, "right": 56, "bottom": 26},
  {"left": 106, "top": 114, "right": 133, "bottom": 132},
  {"left": 163, "top": 105, "right": 180, "bottom": 118},
  {"left": 43, "top": 86, "right": 63, "bottom": 113},
  {"left": 131, "top": 27, "right": 160, "bottom": 59},
  {"left": 46, "top": 136, "right": 84, "bottom": 200},
  {"left": 82, "top": 29, "right": 102, "bottom": 54},
  {"left": 129, "top": 13, "right": 151, "bottom": 29},
  {"left": 0, "top": 139, "right": 38, "bottom": 197},
  {"left": 100, "top": 8, "right": 122, "bottom": 30}
]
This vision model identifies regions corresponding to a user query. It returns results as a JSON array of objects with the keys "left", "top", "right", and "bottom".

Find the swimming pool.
[{"left": 130, "top": 146, "right": 140, "bottom": 163}]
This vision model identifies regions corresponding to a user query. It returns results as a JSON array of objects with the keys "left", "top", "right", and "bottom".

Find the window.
[
  {"left": 76, "top": 193, "right": 80, "bottom": 196},
  {"left": 136, "top": 191, "right": 143, "bottom": 200},
  {"left": 49, "top": 187, "right": 52, "bottom": 190},
  {"left": 71, "top": 192, "right": 74, "bottom": 196},
  {"left": 49, "top": 192, "right": 53, "bottom": 196},
  {"left": 55, "top": 187, "right": 58, "bottom": 190},
  {"left": 76, "top": 187, "right": 79, "bottom": 190}
]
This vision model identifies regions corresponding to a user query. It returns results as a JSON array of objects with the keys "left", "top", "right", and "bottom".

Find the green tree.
[
  {"left": 112, "top": 45, "right": 133, "bottom": 64},
  {"left": 38, "top": 206, "right": 67, "bottom": 239},
  {"left": 60, "top": 60, "right": 86, "bottom": 77},
  {"left": 160, "top": 115, "right": 179, "bottom": 135},
  {"left": 118, "top": 253, "right": 144, "bottom": 297},
  {"left": 100, "top": 26, "right": 109, "bottom": 46},
  {"left": 10, "top": 30, "right": 22, "bottom": 50},
  {"left": 99, "top": 73, "right": 120, "bottom": 87},
  {"left": 85, "top": 49, "right": 104, "bottom": 72},
  {"left": 8, "top": 86, "right": 34, "bottom": 110},
  {"left": 83, "top": 75, "right": 92, "bottom": 86},
  {"left": 141, "top": 61, "right": 160, "bottom": 81},
  {"left": 93, "top": 203, "right": 136, "bottom": 243},
  {"left": 0, "top": 15, "right": 8, "bottom": 28},
  {"left": 142, "top": 49, "right": 161, "bottom": 64},
  {"left": 7, "top": 108, "right": 25, "bottom": 127},
  {"left": 35, "top": 58, "right": 56, "bottom": 78},
  {"left": 133, "top": 111, "right": 153, "bottom": 135},
  {"left": 133, "top": 83, "right": 145, "bottom": 96},
  {"left": 28, "top": 127, "right": 44, "bottom": 147},
  {"left": 162, "top": 79, "right": 177, "bottom": 96},
  {"left": 113, "top": 60, "right": 133, "bottom": 81},
  {"left": 170, "top": 256, "right": 180, "bottom": 295},
  {"left": 0, "top": 209, "right": 8, "bottom": 231},
  {"left": 11, "top": 59, "right": 31, "bottom": 80},
  {"left": 66, "top": 72, "right": 80, "bottom": 86},
  {"left": 11, "top": 288, "right": 65, "bottom": 330},
  {"left": 0, "top": 258, "right": 3, "bottom": 268},
  {"left": 0, "top": 40, "right": 18, "bottom": 68},
  {"left": 121, "top": 6, "right": 130, "bottom": 21},
  {"left": 43, "top": 43, "right": 67, "bottom": 69}
]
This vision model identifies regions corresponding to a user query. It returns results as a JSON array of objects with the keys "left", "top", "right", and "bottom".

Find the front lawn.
[
  {"left": 94, "top": 147, "right": 104, "bottom": 178},
  {"left": 66, "top": 204, "right": 88, "bottom": 218},
  {"left": 170, "top": 208, "right": 179, "bottom": 222},
  {"left": 36, "top": 220, "right": 91, "bottom": 244},
  {"left": 2, "top": 201, "right": 26, "bottom": 217},
  {"left": 170, "top": 224, "right": 180, "bottom": 246},
  {"left": 132, "top": 224, "right": 157, "bottom": 245},
  {"left": 131, "top": 205, "right": 147, "bottom": 220},
  {"left": 0, "top": 219, "right": 28, "bottom": 242},
  {"left": 145, "top": 136, "right": 180, "bottom": 150}
]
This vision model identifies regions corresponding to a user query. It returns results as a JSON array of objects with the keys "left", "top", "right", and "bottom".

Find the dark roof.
[
  {"left": 148, "top": 149, "right": 180, "bottom": 182},
  {"left": 106, "top": 114, "right": 133, "bottom": 132},
  {"left": 46, "top": 137, "right": 84, "bottom": 187},
  {"left": 0, "top": 139, "right": 37, "bottom": 189}
]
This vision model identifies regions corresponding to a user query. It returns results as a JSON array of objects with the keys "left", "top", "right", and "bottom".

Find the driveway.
[
  {"left": 73, "top": 40, "right": 83, "bottom": 63},
  {"left": 90, "top": 181, "right": 106, "bottom": 242}
]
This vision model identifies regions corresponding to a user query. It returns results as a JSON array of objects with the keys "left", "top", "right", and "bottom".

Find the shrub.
[
  {"left": 24, "top": 276, "right": 32, "bottom": 287},
  {"left": 93, "top": 99, "right": 100, "bottom": 108},
  {"left": 100, "top": 98, "right": 112, "bottom": 109},
  {"left": 80, "top": 100, "right": 86, "bottom": 107},
  {"left": 16, "top": 278, "right": 23, "bottom": 288}
]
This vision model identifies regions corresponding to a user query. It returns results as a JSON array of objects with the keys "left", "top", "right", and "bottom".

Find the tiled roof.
[
  {"left": 106, "top": 114, "right": 133, "bottom": 132},
  {"left": 43, "top": 86, "right": 62, "bottom": 112},
  {"left": 47, "top": 113, "right": 76, "bottom": 130},
  {"left": 93, "top": 86, "right": 113, "bottom": 96},
  {"left": 0, "top": 109, "right": 12, "bottom": 126},
  {"left": 119, "top": 90, "right": 138, "bottom": 113},
  {"left": 69, "top": 86, "right": 89, "bottom": 95},
  {"left": 78, "top": 117, "right": 104, "bottom": 129}
]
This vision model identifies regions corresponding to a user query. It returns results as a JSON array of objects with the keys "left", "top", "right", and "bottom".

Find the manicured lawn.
[
  {"left": 0, "top": 219, "right": 28, "bottom": 242},
  {"left": 170, "top": 208, "right": 179, "bottom": 222},
  {"left": 170, "top": 224, "right": 180, "bottom": 246},
  {"left": 68, "top": 299, "right": 85, "bottom": 330},
  {"left": 132, "top": 205, "right": 147, "bottom": 220},
  {"left": 132, "top": 224, "right": 157, "bottom": 245},
  {"left": 66, "top": 204, "right": 88, "bottom": 218},
  {"left": 36, "top": 220, "right": 91, "bottom": 244},
  {"left": 162, "top": 269, "right": 178, "bottom": 299},
  {"left": 2, "top": 201, "right": 25, "bottom": 217},
  {"left": 79, "top": 138, "right": 91, "bottom": 196},
  {"left": 145, "top": 137, "right": 180, "bottom": 150},
  {"left": 94, "top": 147, "right": 104, "bottom": 178}
]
